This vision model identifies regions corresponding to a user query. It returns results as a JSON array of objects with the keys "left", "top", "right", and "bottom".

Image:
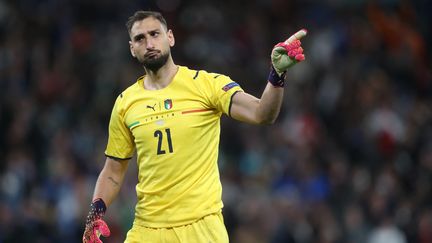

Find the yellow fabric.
[
  {"left": 124, "top": 211, "right": 228, "bottom": 243},
  {"left": 105, "top": 66, "right": 243, "bottom": 227}
]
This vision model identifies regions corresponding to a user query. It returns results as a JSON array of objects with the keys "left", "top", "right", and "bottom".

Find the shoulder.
[
  {"left": 116, "top": 74, "right": 147, "bottom": 101},
  {"left": 112, "top": 77, "right": 143, "bottom": 111},
  {"left": 121, "top": 76, "right": 143, "bottom": 97},
  {"left": 177, "top": 66, "right": 209, "bottom": 81},
  {"left": 179, "top": 66, "right": 231, "bottom": 82}
]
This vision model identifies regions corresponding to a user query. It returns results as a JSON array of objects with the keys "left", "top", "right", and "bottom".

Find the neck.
[{"left": 143, "top": 57, "right": 178, "bottom": 90}]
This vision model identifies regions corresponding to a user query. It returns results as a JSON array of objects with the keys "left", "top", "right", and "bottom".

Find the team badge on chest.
[{"left": 164, "top": 99, "right": 173, "bottom": 110}]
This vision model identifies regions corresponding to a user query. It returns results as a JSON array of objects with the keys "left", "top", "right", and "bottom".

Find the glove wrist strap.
[
  {"left": 86, "top": 198, "right": 107, "bottom": 225},
  {"left": 268, "top": 65, "right": 286, "bottom": 88}
]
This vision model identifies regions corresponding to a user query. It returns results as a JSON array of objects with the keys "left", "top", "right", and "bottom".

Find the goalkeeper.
[{"left": 83, "top": 10, "right": 307, "bottom": 243}]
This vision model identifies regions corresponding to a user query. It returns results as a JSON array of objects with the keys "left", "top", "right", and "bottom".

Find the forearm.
[
  {"left": 255, "top": 82, "right": 284, "bottom": 124},
  {"left": 83, "top": 157, "right": 126, "bottom": 242},
  {"left": 230, "top": 82, "right": 283, "bottom": 125},
  {"left": 92, "top": 157, "right": 129, "bottom": 207}
]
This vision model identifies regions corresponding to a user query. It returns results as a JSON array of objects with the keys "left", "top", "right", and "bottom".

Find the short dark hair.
[{"left": 126, "top": 11, "right": 168, "bottom": 35}]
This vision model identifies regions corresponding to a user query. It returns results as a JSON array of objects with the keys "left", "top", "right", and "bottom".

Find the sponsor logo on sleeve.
[{"left": 222, "top": 82, "right": 239, "bottom": 92}]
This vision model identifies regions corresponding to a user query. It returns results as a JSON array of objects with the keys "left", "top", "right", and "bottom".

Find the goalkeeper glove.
[
  {"left": 268, "top": 29, "right": 307, "bottom": 87},
  {"left": 83, "top": 198, "right": 111, "bottom": 243}
]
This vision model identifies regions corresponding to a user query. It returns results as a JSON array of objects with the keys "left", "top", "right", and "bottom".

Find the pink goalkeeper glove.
[
  {"left": 83, "top": 198, "right": 111, "bottom": 243},
  {"left": 268, "top": 29, "right": 307, "bottom": 87}
]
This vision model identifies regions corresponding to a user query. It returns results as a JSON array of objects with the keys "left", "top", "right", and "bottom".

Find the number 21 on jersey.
[{"left": 154, "top": 128, "right": 174, "bottom": 155}]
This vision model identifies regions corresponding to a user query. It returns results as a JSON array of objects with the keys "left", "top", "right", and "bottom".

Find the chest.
[{"left": 124, "top": 93, "right": 220, "bottom": 157}]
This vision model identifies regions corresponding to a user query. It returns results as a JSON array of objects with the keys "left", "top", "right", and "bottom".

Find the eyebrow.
[
  {"left": 132, "top": 28, "right": 161, "bottom": 40},
  {"left": 148, "top": 29, "right": 159, "bottom": 35}
]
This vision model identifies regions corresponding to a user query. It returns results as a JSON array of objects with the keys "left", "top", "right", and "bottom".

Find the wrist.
[
  {"left": 268, "top": 65, "right": 286, "bottom": 87},
  {"left": 86, "top": 198, "right": 107, "bottom": 225},
  {"left": 92, "top": 198, "right": 107, "bottom": 215}
]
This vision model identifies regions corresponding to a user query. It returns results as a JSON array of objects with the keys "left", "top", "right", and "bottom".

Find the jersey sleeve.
[
  {"left": 105, "top": 94, "right": 135, "bottom": 160},
  {"left": 207, "top": 73, "right": 244, "bottom": 116}
]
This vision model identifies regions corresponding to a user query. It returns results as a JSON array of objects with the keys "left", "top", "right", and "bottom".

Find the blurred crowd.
[{"left": 0, "top": 0, "right": 431, "bottom": 242}]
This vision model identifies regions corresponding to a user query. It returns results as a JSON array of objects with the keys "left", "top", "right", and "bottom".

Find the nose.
[{"left": 146, "top": 38, "right": 155, "bottom": 49}]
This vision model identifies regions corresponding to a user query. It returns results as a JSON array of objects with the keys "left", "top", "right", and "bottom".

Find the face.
[{"left": 129, "top": 17, "right": 175, "bottom": 71}]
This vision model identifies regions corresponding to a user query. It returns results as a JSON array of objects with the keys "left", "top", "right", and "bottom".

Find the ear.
[
  {"left": 129, "top": 41, "right": 136, "bottom": 57},
  {"left": 167, "top": 29, "right": 175, "bottom": 47}
]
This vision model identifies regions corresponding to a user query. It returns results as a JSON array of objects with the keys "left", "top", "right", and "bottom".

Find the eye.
[
  {"left": 150, "top": 31, "right": 159, "bottom": 37},
  {"left": 134, "top": 34, "right": 145, "bottom": 42}
]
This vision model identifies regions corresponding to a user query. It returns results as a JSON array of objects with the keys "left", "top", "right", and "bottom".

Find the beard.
[{"left": 138, "top": 50, "right": 170, "bottom": 72}]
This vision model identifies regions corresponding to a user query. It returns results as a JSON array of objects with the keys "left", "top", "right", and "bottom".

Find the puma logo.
[{"left": 146, "top": 104, "right": 156, "bottom": 111}]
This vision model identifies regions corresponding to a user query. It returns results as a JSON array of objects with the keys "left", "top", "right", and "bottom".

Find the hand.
[
  {"left": 83, "top": 219, "right": 111, "bottom": 243},
  {"left": 271, "top": 29, "right": 307, "bottom": 76},
  {"left": 83, "top": 198, "right": 111, "bottom": 243}
]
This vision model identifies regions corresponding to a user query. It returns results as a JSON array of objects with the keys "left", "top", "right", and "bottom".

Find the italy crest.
[{"left": 164, "top": 99, "right": 173, "bottom": 110}]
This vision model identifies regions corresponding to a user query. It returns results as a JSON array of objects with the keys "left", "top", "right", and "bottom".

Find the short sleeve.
[
  {"left": 105, "top": 95, "right": 135, "bottom": 160},
  {"left": 208, "top": 74, "right": 243, "bottom": 116}
]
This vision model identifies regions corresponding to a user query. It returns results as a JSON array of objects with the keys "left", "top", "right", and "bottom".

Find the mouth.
[{"left": 145, "top": 50, "right": 160, "bottom": 58}]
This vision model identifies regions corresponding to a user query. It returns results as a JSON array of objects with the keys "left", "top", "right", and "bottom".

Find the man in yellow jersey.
[{"left": 83, "top": 10, "right": 307, "bottom": 243}]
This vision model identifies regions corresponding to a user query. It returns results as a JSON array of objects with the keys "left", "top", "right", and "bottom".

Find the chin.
[{"left": 142, "top": 53, "right": 169, "bottom": 72}]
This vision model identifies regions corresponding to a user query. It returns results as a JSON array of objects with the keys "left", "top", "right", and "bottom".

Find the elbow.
[
  {"left": 253, "top": 108, "right": 280, "bottom": 125},
  {"left": 256, "top": 115, "right": 277, "bottom": 125},
  {"left": 263, "top": 118, "right": 277, "bottom": 125}
]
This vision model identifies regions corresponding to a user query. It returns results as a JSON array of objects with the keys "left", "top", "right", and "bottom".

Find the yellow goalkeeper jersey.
[{"left": 105, "top": 65, "right": 243, "bottom": 228}]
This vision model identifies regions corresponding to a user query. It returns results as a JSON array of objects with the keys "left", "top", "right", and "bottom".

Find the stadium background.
[{"left": 0, "top": 0, "right": 431, "bottom": 242}]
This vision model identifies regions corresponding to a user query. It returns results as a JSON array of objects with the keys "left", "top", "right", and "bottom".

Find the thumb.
[{"left": 94, "top": 219, "right": 111, "bottom": 237}]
